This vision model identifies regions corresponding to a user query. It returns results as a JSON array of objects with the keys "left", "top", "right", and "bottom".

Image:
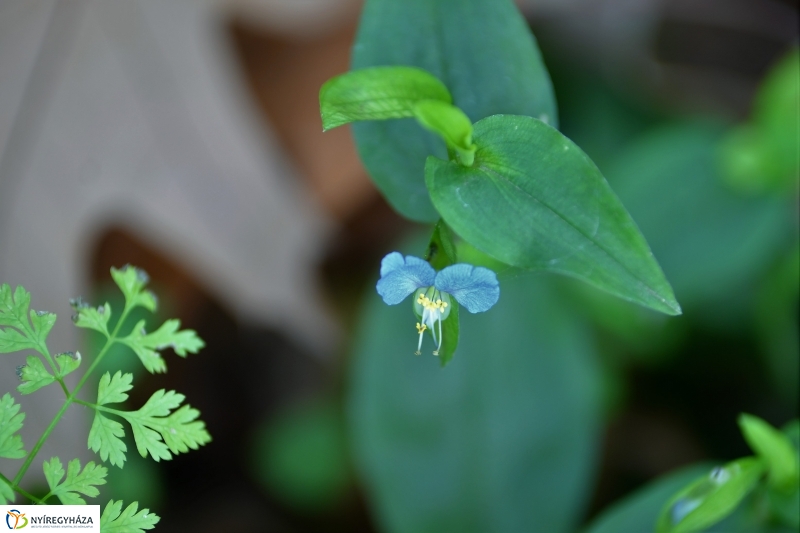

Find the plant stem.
[
  {"left": 73, "top": 302, "right": 130, "bottom": 395},
  {"left": 74, "top": 399, "right": 122, "bottom": 416},
  {"left": 34, "top": 337, "right": 68, "bottom": 396},
  {"left": 0, "top": 472, "right": 41, "bottom": 503},
  {"left": 11, "top": 398, "right": 72, "bottom": 487}
]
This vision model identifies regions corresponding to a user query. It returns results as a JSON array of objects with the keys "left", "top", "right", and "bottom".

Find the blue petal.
[
  {"left": 434, "top": 264, "right": 500, "bottom": 313},
  {"left": 376, "top": 253, "right": 436, "bottom": 305}
]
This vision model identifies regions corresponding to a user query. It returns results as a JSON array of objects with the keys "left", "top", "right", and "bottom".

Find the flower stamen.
[
  {"left": 415, "top": 322, "right": 427, "bottom": 355},
  {"left": 412, "top": 288, "right": 453, "bottom": 357}
]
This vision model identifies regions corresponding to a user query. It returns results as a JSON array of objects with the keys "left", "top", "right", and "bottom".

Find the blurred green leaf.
[
  {"left": 768, "top": 420, "right": 800, "bottom": 528},
  {"left": 352, "top": 0, "right": 557, "bottom": 221},
  {"left": 350, "top": 268, "right": 601, "bottom": 533},
  {"left": 119, "top": 319, "right": 203, "bottom": 374},
  {"left": 72, "top": 300, "right": 112, "bottom": 337},
  {"left": 719, "top": 47, "right": 799, "bottom": 194},
  {"left": 253, "top": 400, "right": 351, "bottom": 512},
  {"left": 585, "top": 463, "right": 714, "bottom": 533},
  {"left": 755, "top": 246, "right": 799, "bottom": 405},
  {"left": 606, "top": 121, "right": 791, "bottom": 319},
  {"left": 783, "top": 420, "right": 800, "bottom": 451},
  {"left": 656, "top": 458, "right": 766, "bottom": 533},
  {"left": 320, "top": 66, "right": 451, "bottom": 131},
  {"left": 427, "top": 114, "right": 680, "bottom": 316},
  {"left": 768, "top": 486, "right": 800, "bottom": 529},
  {"left": 111, "top": 266, "right": 157, "bottom": 313},
  {"left": 738, "top": 414, "right": 798, "bottom": 492}
]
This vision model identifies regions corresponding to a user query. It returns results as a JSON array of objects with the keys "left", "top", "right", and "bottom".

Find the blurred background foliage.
[{"left": 0, "top": 0, "right": 797, "bottom": 531}]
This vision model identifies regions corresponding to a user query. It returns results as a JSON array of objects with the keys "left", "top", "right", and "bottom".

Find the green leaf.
[
  {"left": 320, "top": 66, "right": 451, "bottom": 131},
  {"left": 722, "top": 47, "right": 800, "bottom": 194},
  {"left": 121, "top": 389, "right": 211, "bottom": 461},
  {"left": 119, "top": 321, "right": 165, "bottom": 373},
  {"left": 425, "top": 219, "right": 458, "bottom": 270},
  {"left": 784, "top": 420, "right": 800, "bottom": 451},
  {"left": 0, "top": 393, "right": 26, "bottom": 459},
  {"left": 135, "top": 319, "right": 204, "bottom": 357},
  {"left": 586, "top": 463, "right": 715, "bottom": 533},
  {"left": 43, "top": 457, "right": 107, "bottom": 505},
  {"left": 423, "top": 221, "right": 460, "bottom": 365},
  {"left": 351, "top": 0, "right": 558, "bottom": 221},
  {"left": 0, "top": 477, "right": 14, "bottom": 505},
  {"left": 0, "top": 285, "right": 54, "bottom": 353},
  {"left": 17, "top": 355, "right": 55, "bottom": 395},
  {"left": 97, "top": 371, "right": 134, "bottom": 406},
  {"left": 0, "top": 285, "right": 31, "bottom": 329},
  {"left": 768, "top": 486, "right": 800, "bottom": 529},
  {"left": 426, "top": 114, "right": 680, "bottom": 315},
  {"left": 110, "top": 266, "right": 157, "bottom": 312},
  {"left": 88, "top": 413, "right": 128, "bottom": 468},
  {"left": 100, "top": 500, "right": 159, "bottom": 532},
  {"left": 656, "top": 457, "right": 766, "bottom": 533},
  {"left": 350, "top": 260, "right": 601, "bottom": 533},
  {"left": 72, "top": 300, "right": 112, "bottom": 336},
  {"left": 29, "top": 310, "right": 56, "bottom": 344},
  {"left": 55, "top": 351, "right": 82, "bottom": 378},
  {"left": 739, "top": 414, "right": 799, "bottom": 492},
  {"left": 413, "top": 100, "right": 476, "bottom": 166},
  {"left": 119, "top": 319, "right": 204, "bottom": 374},
  {"left": 0, "top": 327, "right": 36, "bottom": 353}
]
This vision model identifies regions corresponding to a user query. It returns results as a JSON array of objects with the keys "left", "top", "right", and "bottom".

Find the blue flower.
[{"left": 376, "top": 252, "right": 500, "bottom": 355}]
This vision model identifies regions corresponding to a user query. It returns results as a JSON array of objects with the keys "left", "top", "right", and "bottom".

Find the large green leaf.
[
  {"left": 349, "top": 271, "right": 601, "bottom": 533},
  {"left": 351, "top": 0, "right": 558, "bottom": 221},
  {"left": 426, "top": 114, "right": 680, "bottom": 315},
  {"left": 605, "top": 122, "right": 791, "bottom": 318}
]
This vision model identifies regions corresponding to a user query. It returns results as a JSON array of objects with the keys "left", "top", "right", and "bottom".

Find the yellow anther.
[
  {"left": 416, "top": 322, "right": 427, "bottom": 334},
  {"left": 432, "top": 350, "right": 439, "bottom": 356}
]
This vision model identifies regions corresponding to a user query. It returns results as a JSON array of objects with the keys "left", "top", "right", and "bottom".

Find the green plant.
[
  {"left": 317, "top": 1, "right": 798, "bottom": 533},
  {"left": 0, "top": 266, "right": 210, "bottom": 531}
]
